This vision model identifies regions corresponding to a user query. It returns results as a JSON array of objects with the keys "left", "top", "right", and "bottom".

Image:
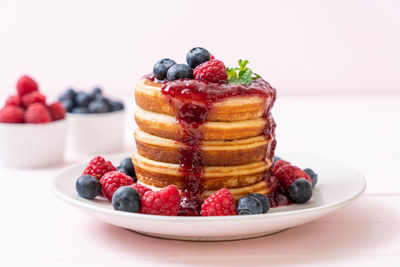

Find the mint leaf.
[{"left": 226, "top": 59, "right": 261, "bottom": 85}]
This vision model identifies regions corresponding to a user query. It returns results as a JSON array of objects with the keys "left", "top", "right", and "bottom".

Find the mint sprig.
[{"left": 226, "top": 59, "right": 261, "bottom": 85}]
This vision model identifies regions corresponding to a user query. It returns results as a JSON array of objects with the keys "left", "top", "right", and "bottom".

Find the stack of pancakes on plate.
[{"left": 133, "top": 77, "right": 277, "bottom": 202}]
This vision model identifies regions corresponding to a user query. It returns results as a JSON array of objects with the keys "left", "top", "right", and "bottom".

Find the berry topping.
[
  {"left": 186, "top": 47, "right": 210, "bottom": 69},
  {"left": 76, "top": 175, "right": 102, "bottom": 199},
  {"left": 116, "top": 166, "right": 129, "bottom": 176},
  {"left": 303, "top": 168, "right": 318, "bottom": 188},
  {"left": 273, "top": 159, "right": 291, "bottom": 173},
  {"left": 0, "top": 105, "right": 25, "bottom": 123},
  {"left": 21, "top": 91, "right": 46, "bottom": 107},
  {"left": 82, "top": 156, "right": 116, "bottom": 180},
  {"left": 288, "top": 178, "right": 313, "bottom": 204},
  {"left": 201, "top": 188, "right": 237, "bottom": 216},
  {"left": 250, "top": 193, "right": 271, "bottom": 213},
  {"left": 5, "top": 95, "right": 21, "bottom": 107},
  {"left": 153, "top": 58, "right": 176, "bottom": 80},
  {"left": 166, "top": 64, "right": 193, "bottom": 81},
  {"left": 16, "top": 75, "right": 38, "bottom": 96},
  {"left": 24, "top": 103, "right": 51, "bottom": 123},
  {"left": 88, "top": 99, "right": 110, "bottom": 113},
  {"left": 100, "top": 171, "right": 134, "bottom": 201},
  {"left": 274, "top": 164, "right": 312, "bottom": 190},
  {"left": 237, "top": 193, "right": 269, "bottom": 215},
  {"left": 48, "top": 101, "right": 66, "bottom": 121},
  {"left": 112, "top": 186, "right": 141, "bottom": 213},
  {"left": 227, "top": 59, "right": 261, "bottom": 85},
  {"left": 141, "top": 185, "right": 180, "bottom": 216},
  {"left": 131, "top": 183, "right": 152, "bottom": 198},
  {"left": 193, "top": 59, "right": 227, "bottom": 83},
  {"left": 118, "top": 158, "right": 136, "bottom": 179}
]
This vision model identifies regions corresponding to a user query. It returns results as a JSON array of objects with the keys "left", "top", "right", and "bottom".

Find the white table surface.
[{"left": 1, "top": 94, "right": 399, "bottom": 266}]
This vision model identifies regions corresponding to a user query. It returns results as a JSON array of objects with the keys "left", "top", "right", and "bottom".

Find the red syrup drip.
[
  {"left": 142, "top": 73, "right": 155, "bottom": 82},
  {"left": 160, "top": 78, "right": 277, "bottom": 215}
]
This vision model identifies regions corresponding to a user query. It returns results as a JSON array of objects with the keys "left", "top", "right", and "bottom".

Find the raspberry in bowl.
[
  {"left": 0, "top": 75, "right": 67, "bottom": 168},
  {"left": 58, "top": 87, "right": 126, "bottom": 154}
]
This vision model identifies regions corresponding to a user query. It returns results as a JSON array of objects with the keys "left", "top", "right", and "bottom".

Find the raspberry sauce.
[{"left": 160, "top": 78, "right": 277, "bottom": 215}]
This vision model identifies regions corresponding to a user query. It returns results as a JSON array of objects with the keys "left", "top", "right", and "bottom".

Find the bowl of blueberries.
[{"left": 59, "top": 87, "right": 126, "bottom": 154}]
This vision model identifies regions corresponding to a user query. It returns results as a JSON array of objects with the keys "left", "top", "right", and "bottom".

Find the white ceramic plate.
[{"left": 53, "top": 153, "right": 366, "bottom": 241}]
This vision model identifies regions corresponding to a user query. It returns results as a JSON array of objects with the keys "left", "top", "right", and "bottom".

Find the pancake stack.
[{"left": 133, "top": 77, "right": 277, "bottom": 207}]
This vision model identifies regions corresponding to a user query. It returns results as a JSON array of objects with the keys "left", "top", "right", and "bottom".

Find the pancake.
[
  {"left": 132, "top": 152, "right": 273, "bottom": 190},
  {"left": 134, "top": 106, "right": 268, "bottom": 141},
  {"left": 138, "top": 178, "right": 276, "bottom": 202},
  {"left": 134, "top": 129, "right": 274, "bottom": 166},
  {"left": 136, "top": 78, "right": 268, "bottom": 122}
]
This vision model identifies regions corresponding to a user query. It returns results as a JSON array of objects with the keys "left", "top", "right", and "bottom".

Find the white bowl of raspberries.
[
  {"left": 0, "top": 75, "right": 67, "bottom": 168},
  {"left": 58, "top": 87, "right": 125, "bottom": 154}
]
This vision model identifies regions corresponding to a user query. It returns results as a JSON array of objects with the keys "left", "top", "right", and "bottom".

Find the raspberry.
[
  {"left": 0, "top": 105, "right": 25, "bottom": 123},
  {"left": 48, "top": 101, "right": 66, "bottom": 121},
  {"left": 193, "top": 59, "right": 227, "bottom": 83},
  {"left": 131, "top": 183, "right": 152, "bottom": 198},
  {"left": 141, "top": 185, "right": 180, "bottom": 216},
  {"left": 21, "top": 91, "right": 46, "bottom": 108},
  {"left": 201, "top": 188, "right": 237, "bottom": 216},
  {"left": 100, "top": 171, "right": 134, "bottom": 201},
  {"left": 5, "top": 95, "right": 22, "bottom": 107},
  {"left": 24, "top": 103, "right": 51, "bottom": 123},
  {"left": 210, "top": 53, "right": 215, "bottom": 60},
  {"left": 273, "top": 159, "right": 291, "bottom": 173},
  {"left": 82, "top": 156, "right": 116, "bottom": 180},
  {"left": 16, "top": 75, "right": 38, "bottom": 96},
  {"left": 275, "top": 165, "right": 312, "bottom": 190}
]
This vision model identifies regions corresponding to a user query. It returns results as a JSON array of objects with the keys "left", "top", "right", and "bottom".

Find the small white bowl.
[
  {"left": 0, "top": 120, "right": 67, "bottom": 168},
  {"left": 66, "top": 110, "right": 125, "bottom": 154}
]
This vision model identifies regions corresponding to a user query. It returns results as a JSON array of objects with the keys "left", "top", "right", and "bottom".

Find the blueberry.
[
  {"left": 249, "top": 193, "right": 270, "bottom": 213},
  {"left": 92, "top": 87, "right": 102, "bottom": 95},
  {"left": 166, "top": 64, "right": 193, "bottom": 81},
  {"left": 75, "top": 92, "right": 93, "bottom": 108},
  {"left": 71, "top": 107, "right": 89, "bottom": 114},
  {"left": 76, "top": 175, "right": 101, "bottom": 199},
  {"left": 61, "top": 98, "right": 74, "bottom": 113},
  {"left": 112, "top": 186, "right": 141, "bottom": 213},
  {"left": 119, "top": 157, "right": 136, "bottom": 179},
  {"left": 237, "top": 194, "right": 266, "bottom": 215},
  {"left": 153, "top": 58, "right": 176, "bottom": 80},
  {"left": 304, "top": 168, "right": 318, "bottom": 188},
  {"left": 186, "top": 47, "right": 210, "bottom": 68},
  {"left": 59, "top": 88, "right": 76, "bottom": 102},
  {"left": 88, "top": 99, "right": 110, "bottom": 113},
  {"left": 116, "top": 166, "right": 129, "bottom": 175},
  {"left": 109, "top": 100, "right": 124, "bottom": 112},
  {"left": 288, "top": 178, "right": 313, "bottom": 204},
  {"left": 273, "top": 156, "right": 281, "bottom": 163},
  {"left": 90, "top": 87, "right": 103, "bottom": 99}
]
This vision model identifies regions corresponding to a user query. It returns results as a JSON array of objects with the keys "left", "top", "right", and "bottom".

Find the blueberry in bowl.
[{"left": 59, "top": 86, "right": 126, "bottom": 153}]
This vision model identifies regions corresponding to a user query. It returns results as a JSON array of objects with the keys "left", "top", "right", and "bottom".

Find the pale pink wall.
[{"left": 0, "top": 0, "right": 399, "bottom": 96}]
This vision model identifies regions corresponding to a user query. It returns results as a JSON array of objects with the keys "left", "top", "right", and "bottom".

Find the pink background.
[
  {"left": 1, "top": 0, "right": 399, "bottom": 96},
  {"left": 1, "top": 1, "right": 400, "bottom": 266}
]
